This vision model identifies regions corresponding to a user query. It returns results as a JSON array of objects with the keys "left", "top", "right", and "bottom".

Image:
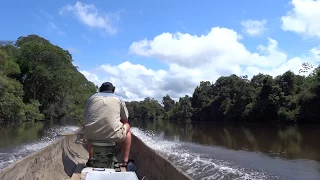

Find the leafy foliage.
[
  {"left": 0, "top": 35, "right": 96, "bottom": 124},
  {"left": 1, "top": 34, "right": 319, "bottom": 125},
  {"left": 127, "top": 67, "right": 320, "bottom": 124}
]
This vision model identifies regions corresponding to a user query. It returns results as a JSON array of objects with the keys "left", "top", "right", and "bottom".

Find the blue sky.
[{"left": 1, "top": 0, "right": 320, "bottom": 101}]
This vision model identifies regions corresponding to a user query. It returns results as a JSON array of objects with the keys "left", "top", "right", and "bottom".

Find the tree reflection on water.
[{"left": 132, "top": 120, "right": 320, "bottom": 162}]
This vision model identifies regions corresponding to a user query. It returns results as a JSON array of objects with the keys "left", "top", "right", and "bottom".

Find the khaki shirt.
[{"left": 83, "top": 92, "right": 129, "bottom": 141}]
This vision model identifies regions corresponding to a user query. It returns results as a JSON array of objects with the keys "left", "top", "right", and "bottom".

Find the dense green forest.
[
  {"left": 0, "top": 35, "right": 97, "bottom": 124},
  {"left": 126, "top": 63, "right": 320, "bottom": 124},
  {"left": 1, "top": 34, "right": 319, "bottom": 125}
]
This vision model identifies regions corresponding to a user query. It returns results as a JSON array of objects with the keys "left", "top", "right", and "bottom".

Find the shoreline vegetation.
[
  {"left": 126, "top": 66, "right": 320, "bottom": 125},
  {"left": 1, "top": 34, "right": 320, "bottom": 126},
  {"left": 0, "top": 35, "right": 96, "bottom": 124}
]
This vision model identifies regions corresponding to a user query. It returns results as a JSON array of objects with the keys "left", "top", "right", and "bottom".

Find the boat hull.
[{"left": 0, "top": 131, "right": 192, "bottom": 180}]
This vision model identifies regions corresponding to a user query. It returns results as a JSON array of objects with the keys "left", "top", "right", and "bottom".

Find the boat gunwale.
[
  {"left": 0, "top": 132, "right": 70, "bottom": 174},
  {"left": 131, "top": 133, "right": 193, "bottom": 179},
  {"left": 0, "top": 128, "right": 193, "bottom": 180}
]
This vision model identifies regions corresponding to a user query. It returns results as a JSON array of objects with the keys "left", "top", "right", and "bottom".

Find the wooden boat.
[{"left": 0, "top": 130, "right": 192, "bottom": 180}]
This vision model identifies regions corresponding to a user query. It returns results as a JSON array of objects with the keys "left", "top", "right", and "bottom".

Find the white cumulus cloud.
[
  {"left": 59, "top": 1, "right": 118, "bottom": 35},
  {"left": 80, "top": 27, "right": 320, "bottom": 102},
  {"left": 281, "top": 0, "right": 320, "bottom": 39},
  {"left": 241, "top": 20, "right": 267, "bottom": 36}
]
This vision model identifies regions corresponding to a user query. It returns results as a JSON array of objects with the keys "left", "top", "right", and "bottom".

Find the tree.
[
  {"left": 191, "top": 81, "right": 213, "bottom": 110},
  {"left": 126, "top": 64, "right": 320, "bottom": 125},
  {"left": 0, "top": 35, "right": 96, "bottom": 124},
  {"left": 162, "top": 94, "right": 175, "bottom": 112},
  {"left": 0, "top": 46, "right": 43, "bottom": 123}
]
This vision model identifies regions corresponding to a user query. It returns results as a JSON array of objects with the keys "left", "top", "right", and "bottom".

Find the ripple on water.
[
  {"left": 0, "top": 126, "right": 294, "bottom": 179},
  {"left": 131, "top": 127, "right": 286, "bottom": 180},
  {"left": 0, "top": 125, "right": 80, "bottom": 170}
]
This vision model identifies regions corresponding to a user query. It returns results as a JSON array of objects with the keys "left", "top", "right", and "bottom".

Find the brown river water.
[
  {"left": 131, "top": 121, "right": 320, "bottom": 180},
  {"left": 0, "top": 120, "right": 320, "bottom": 180}
]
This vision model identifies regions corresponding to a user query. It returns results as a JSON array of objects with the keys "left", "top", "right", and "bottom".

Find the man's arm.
[{"left": 120, "top": 100, "right": 129, "bottom": 124}]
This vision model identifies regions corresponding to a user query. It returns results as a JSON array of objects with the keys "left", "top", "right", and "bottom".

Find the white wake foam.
[
  {"left": 131, "top": 127, "right": 282, "bottom": 180},
  {"left": 0, "top": 125, "right": 80, "bottom": 169}
]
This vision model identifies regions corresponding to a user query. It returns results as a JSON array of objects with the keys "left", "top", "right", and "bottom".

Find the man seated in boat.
[{"left": 83, "top": 82, "right": 132, "bottom": 167}]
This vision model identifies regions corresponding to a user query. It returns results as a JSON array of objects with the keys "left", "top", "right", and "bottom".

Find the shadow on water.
[
  {"left": 131, "top": 120, "right": 320, "bottom": 179},
  {"left": 0, "top": 119, "right": 82, "bottom": 169},
  {"left": 132, "top": 120, "right": 320, "bottom": 163},
  {"left": 0, "top": 119, "right": 80, "bottom": 148},
  {"left": 0, "top": 123, "right": 46, "bottom": 148}
]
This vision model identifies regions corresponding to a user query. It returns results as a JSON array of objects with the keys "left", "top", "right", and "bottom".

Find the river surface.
[
  {"left": 0, "top": 120, "right": 320, "bottom": 180},
  {"left": 0, "top": 121, "right": 80, "bottom": 169},
  {"left": 131, "top": 121, "right": 320, "bottom": 180}
]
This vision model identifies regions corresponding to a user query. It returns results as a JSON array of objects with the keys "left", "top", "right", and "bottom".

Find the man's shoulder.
[{"left": 91, "top": 92, "right": 125, "bottom": 102}]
